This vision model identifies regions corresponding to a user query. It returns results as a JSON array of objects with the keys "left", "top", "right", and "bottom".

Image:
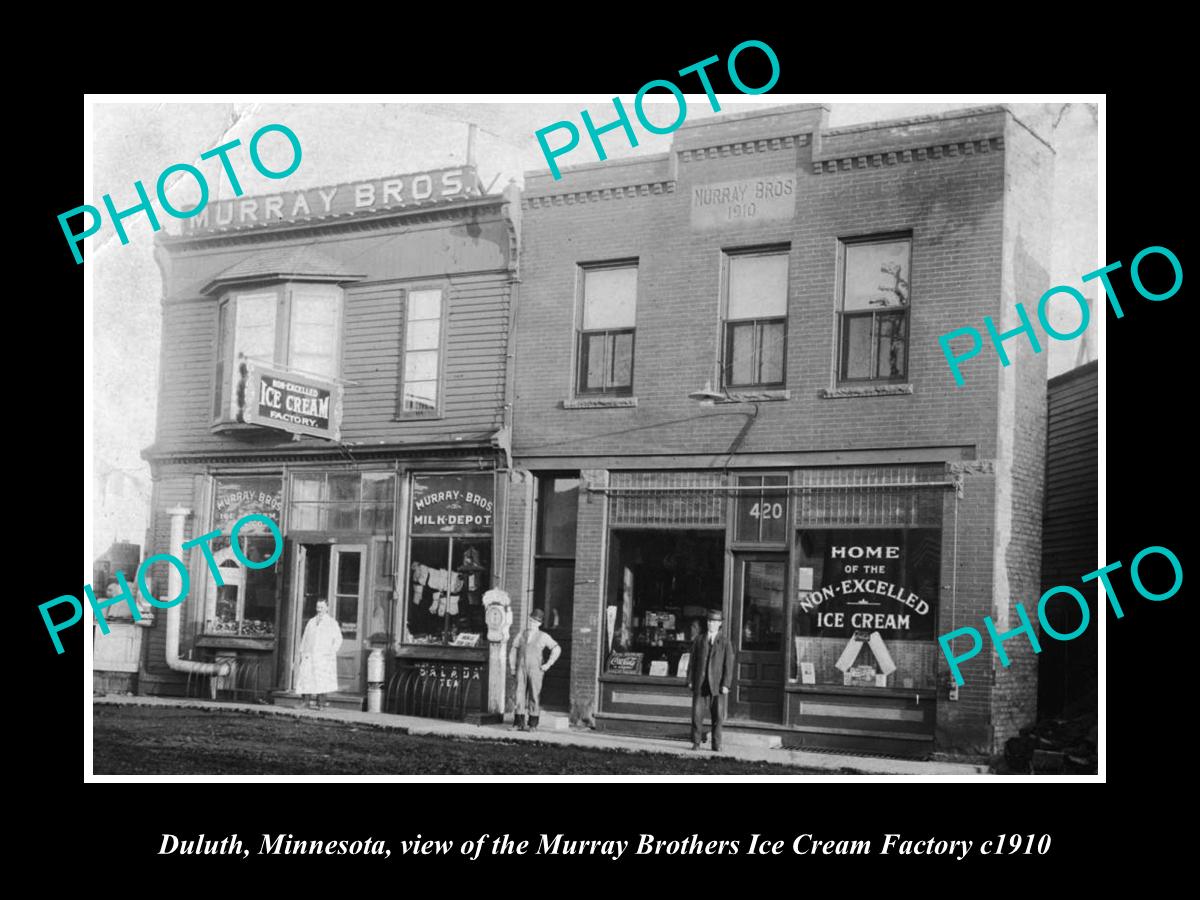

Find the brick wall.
[
  {"left": 514, "top": 108, "right": 1007, "bottom": 464},
  {"left": 988, "top": 113, "right": 1053, "bottom": 753},
  {"left": 501, "top": 470, "right": 533, "bottom": 713},
  {"left": 568, "top": 469, "right": 609, "bottom": 725},
  {"left": 935, "top": 467, "right": 997, "bottom": 754}
]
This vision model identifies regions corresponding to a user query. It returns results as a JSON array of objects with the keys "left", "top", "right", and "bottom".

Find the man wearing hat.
[
  {"left": 687, "top": 609, "right": 735, "bottom": 751},
  {"left": 509, "top": 608, "right": 562, "bottom": 731}
]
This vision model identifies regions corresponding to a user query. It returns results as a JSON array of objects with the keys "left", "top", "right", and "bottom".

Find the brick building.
[
  {"left": 504, "top": 105, "right": 1052, "bottom": 757},
  {"left": 135, "top": 165, "right": 519, "bottom": 713}
]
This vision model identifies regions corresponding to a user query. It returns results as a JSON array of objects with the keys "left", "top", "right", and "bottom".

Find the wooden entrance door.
[
  {"left": 534, "top": 561, "right": 574, "bottom": 709},
  {"left": 729, "top": 554, "right": 786, "bottom": 722},
  {"left": 294, "top": 542, "right": 368, "bottom": 694},
  {"left": 329, "top": 544, "right": 366, "bottom": 693}
]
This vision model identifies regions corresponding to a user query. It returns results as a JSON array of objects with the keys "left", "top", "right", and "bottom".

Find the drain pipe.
[{"left": 165, "top": 507, "right": 231, "bottom": 693}]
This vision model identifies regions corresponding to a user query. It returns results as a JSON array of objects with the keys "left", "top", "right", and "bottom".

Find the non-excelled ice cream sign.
[
  {"left": 240, "top": 363, "right": 343, "bottom": 440},
  {"left": 185, "top": 166, "right": 478, "bottom": 234},
  {"left": 796, "top": 537, "right": 935, "bottom": 639}
]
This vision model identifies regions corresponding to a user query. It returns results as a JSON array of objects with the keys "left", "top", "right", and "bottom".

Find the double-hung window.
[
  {"left": 723, "top": 249, "right": 789, "bottom": 389},
  {"left": 838, "top": 237, "right": 911, "bottom": 382},
  {"left": 399, "top": 288, "right": 445, "bottom": 415},
  {"left": 212, "top": 283, "right": 343, "bottom": 422},
  {"left": 577, "top": 263, "right": 637, "bottom": 395}
]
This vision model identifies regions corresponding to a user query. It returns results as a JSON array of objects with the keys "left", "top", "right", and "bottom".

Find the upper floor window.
[
  {"left": 399, "top": 288, "right": 445, "bottom": 415},
  {"left": 839, "top": 237, "right": 911, "bottom": 382},
  {"left": 722, "top": 249, "right": 789, "bottom": 389},
  {"left": 577, "top": 263, "right": 637, "bottom": 395},
  {"left": 212, "top": 283, "right": 343, "bottom": 421}
]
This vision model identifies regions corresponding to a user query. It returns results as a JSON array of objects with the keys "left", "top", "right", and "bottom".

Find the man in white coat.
[{"left": 295, "top": 599, "right": 343, "bottom": 710}]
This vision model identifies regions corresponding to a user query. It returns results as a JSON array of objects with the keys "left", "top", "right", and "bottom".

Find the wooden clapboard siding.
[
  {"left": 1038, "top": 360, "right": 1098, "bottom": 717},
  {"left": 149, "top": 214, "right": 514, "bottom": 458},
  {"left": 1042, "top": 361, "right": 1098, "bottom": 585}
]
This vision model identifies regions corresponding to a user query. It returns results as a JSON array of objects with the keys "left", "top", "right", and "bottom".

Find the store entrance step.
[
  {"left": 506, "top": 710, "right": 571, "bottom": 731},
  {"left": 536, "top": 711, "right": 571, "bottom": 731},
  {"left": 273, "top": 691, "right": 364, "bottom": 711},
  {"left": 721, "top": 731, "right": 783, "bottom": 749}
]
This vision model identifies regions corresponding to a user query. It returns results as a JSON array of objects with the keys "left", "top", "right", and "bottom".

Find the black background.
[{"left": 23, "top": 26, "right": 1188, "bottom": 882}]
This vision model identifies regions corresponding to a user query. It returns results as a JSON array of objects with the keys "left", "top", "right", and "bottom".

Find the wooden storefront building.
[{"left": 137, "top": 165, "right": 519, "bottom": 714}]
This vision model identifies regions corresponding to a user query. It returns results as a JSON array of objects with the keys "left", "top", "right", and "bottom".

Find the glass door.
[
  {"left": 330, "top": 545, "right": 366, "bottom": 693},
  {"left": 729, "top": 554, "right": 786, "bottom": 722}
]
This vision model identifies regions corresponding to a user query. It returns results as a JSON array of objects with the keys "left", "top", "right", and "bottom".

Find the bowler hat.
[
  {"left": 706, "top": 609, "right": 723, "bottom": 622},
  {"left": 530, "top": 609, "right": 545, "bottom": 623}
]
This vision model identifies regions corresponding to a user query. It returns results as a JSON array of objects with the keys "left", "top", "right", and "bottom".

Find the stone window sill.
[
  {"left": 820, "top": 384, "right": 913, "bottom": 399},
  {"left": 562, "top": 397, "right": 638, "bottom": 409},
  {"left": 694, "top": 389, "right": 790, "bottom": 406},
  {"left": 725, "top": 389, "right": 790, "bottom": 402}
]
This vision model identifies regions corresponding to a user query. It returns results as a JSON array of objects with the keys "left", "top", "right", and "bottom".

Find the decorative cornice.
[
  {"left": 812, "top": 136, "right": 1004, "bottom": 175},
  {"left": 679, "top": 134, "right": 806, "bottom": 163},
  {"left": 947, "top": 459, "right": 996, "bottom": 476},
  {"left": 161, "top": 198, "right": 507, "bottom": 252},
  {"left": 562, "top": 396, "right": 638, "bottom": 409},
  {"left": 819, "top": 384, "right": 914, "bottom": 399},
  {"left": 522, "top": 181, "right": 675, "bottom": 210},
  {"left": 144, "top": 442, "right": 501, "bottom": 467}
]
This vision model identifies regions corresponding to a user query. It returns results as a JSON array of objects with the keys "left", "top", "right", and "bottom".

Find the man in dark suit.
[{"left": 687, "top": 609, "right": 735, "bottom": 751}]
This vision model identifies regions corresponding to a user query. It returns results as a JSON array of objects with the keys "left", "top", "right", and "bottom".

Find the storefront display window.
[
  {"left": 204, "top": 476, "right": 283, "bottom": 637},
  {"left": 604, "top": 530, "right": 724, "bottom": 677},
  {"left": 367, "top": 536, "right": 394, "bottom": 643},
  {"left": 403, "top": 473, "right": 494, "bottom": 647},
  {"left": 791, "top": 527, "right": 939, "bottom": 689},
  {"left": 289, "top": 471, "right": 395, "bottom": 533}
]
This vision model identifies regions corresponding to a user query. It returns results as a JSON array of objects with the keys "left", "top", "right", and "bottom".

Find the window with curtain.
[
  {"left": 400, "top": 288, "right": 444, "bottom": 414},
  {"left": 839, "top": 237, "right": 911, "bottom": 382},
  {"left": 212, "top": 283, "right": 343, "bottom": 422},
  {"left": 723, "top": 250, "right": 789, "bottom": 389},
  {"left": 577, "top": 264, "right": 637, "bottom": 395}
]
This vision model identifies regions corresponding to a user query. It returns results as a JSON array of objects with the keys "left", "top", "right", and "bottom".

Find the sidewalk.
[{"left": 94, "top": 694, "right": 988, "bottom": 775}]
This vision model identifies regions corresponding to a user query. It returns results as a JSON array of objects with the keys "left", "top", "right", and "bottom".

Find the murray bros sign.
[
  {"left": 186, "top": 166, "right": 480, "bottom": 235},
  {"left": 240, "top": 363, "right": 343, "bottom": 440},
  {"left": 691, "top": 174, "right": 796, "bottom": 229}
]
